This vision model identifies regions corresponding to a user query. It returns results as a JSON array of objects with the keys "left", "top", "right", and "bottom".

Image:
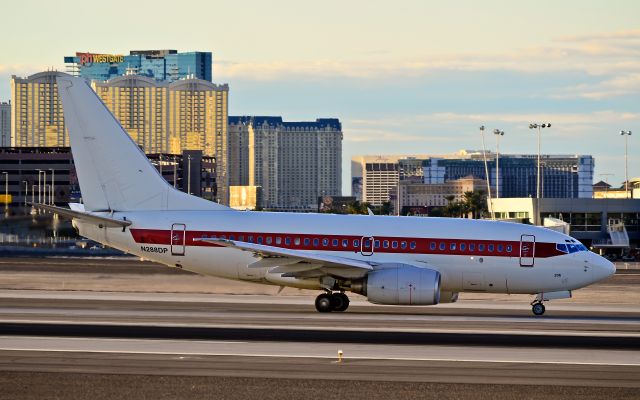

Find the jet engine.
[{"left": 352, "top": 264, "right": 441, "bottom": 305}]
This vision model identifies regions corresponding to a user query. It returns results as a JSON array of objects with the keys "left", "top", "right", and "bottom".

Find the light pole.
[
  {"left": 621, "top": 130, "right": 632, "bottom": 199},
  {"left": 2, "top": 172, "right": 8, "bottom": 213},
  {"left": 187, "top": 154, "right": 192, "bottom": 195},
  {"left": 479, "top": 126, "right": 494, "bottom": 219},
  {"left": 37, "top": 170, "right": 42, "bottom": 204},
  {"left": 49, "top": 168, "right": 55, "bottom": 205},
  {"left": 493, "top": 129, "right": 504, "bottom": 198},
  {"left": 528, "top": 123, "right": 551, "bottom": 199},
  {"left": 173, "top": 156, "right": 177, "bottom": 188},
  {"left": 23, "top": 181, "right": 28, "bottom": 207}
]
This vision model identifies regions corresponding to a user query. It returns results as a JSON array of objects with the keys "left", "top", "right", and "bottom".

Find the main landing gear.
[{"left": 315, "top": 292, "right": 350, "bottom": 312}]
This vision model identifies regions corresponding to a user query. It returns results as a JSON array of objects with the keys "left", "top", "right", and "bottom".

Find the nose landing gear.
[
  {"left": 315, "top": 292, "right": 350, "bottom": 312},
  {"left": 531, "top": 301, "right": 545, "bottom": 316}
]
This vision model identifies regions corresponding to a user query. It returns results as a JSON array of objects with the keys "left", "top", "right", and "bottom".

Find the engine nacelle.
[{"left": 353, "top": 264, "right": 441, "bottom": 305}]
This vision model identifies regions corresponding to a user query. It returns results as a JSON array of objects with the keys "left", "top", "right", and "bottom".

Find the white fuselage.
[{"left": 75, "top": 210, "right": 614, "bottom": 295}]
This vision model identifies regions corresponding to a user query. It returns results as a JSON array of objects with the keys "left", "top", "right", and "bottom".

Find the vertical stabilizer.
[{"left": 57, "top": 74, "right": 230, "bottom": 212}]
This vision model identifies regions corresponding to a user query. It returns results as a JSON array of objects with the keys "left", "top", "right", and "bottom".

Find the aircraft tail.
[{"left": 57, "top": 73, "right": 231, "bottom": 212}]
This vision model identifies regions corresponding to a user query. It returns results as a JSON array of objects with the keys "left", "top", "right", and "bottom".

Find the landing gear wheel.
[
  {"left": 532, "top": 302, "right": 545, "bottom": 316},
  {"left": 331, "top": 293, "right": 350, "bottom": 312},
  {"left": 315, "top": 293, "right": 334, "bottom": 313}
]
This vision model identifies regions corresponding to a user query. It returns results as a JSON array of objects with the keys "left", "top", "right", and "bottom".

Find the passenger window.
[
  {"left": 506, "top": 245, "right": 512, "bottom": 252},
  {"left": 478, "top": 244, "right": 485, "bottom": 252},
  {"left": 229, "top": 235, "right": 235, "bottom": 241},
  {"left": 353, "top": 239, "right": 360, "bottom": 248},
  {"left": 374, "top": 240, "right": 380, "bottom": 249},
  {"left": 285, "top": 237, "right": 291, "bottom": 245},
  {"left": 450, "top": 243, "right": 456, "bottom": 251},
  {"left": 332, "top": 239, "right": 339, "bottom": 247},
  {"left": 469, "top": 243, "right": 475, "bottom": 251},
  {"left": 294, "top": 238, "right": 301, "bottom": 246},
  {"left": 439, "top": 242, "right": 445, "bottom": 251},
  {"left": 460, "top": 243, "right": 466, "bottom": 251},
  {"left": 220, "top": 235, "right": 226, "bottom": 240},
  {"left": 342, "top": 239, "right": 348, "bottom": 248},
  {"left": 383, "top": 240, "right": 390, "bottom": 248},
  {"left": 248, "top": 236, "right": 254, "bottom": 243},
  {"left": 239, "top": 235, "right": 244, "bottom": 241},
  {"left": 401, "top": 242, "right": 407, "bottom": 249},
  {"left": 488, "top": 244, "right": 494, "bottom": 252},
  {"left": 323, "top": 238, "right": 329, "bottom": 246},
  {"left": 430, "top": 242, "right": 436, "bottom": 250},
  {"left": 304, "top": 238, "right": 310, "bottom": 246},
  {"left": 313, "top": 238, "right": 319, "bottom": 247},
  {"left": 257, "top": 237, "right": 263, "bottom": 244},
  {"left": 410, "top": 242, "right": 416, "bottom": 250},
  {"left": 497, "top": 244, "right": 503, "bottom": 252},
  {"left": 392, "top": 241, "right": 398, "bottom": 249}
]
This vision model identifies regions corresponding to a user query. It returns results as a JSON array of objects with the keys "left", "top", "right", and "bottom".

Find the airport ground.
[{"left": 0, "top": 257, "right": 639, "bottom": 399}]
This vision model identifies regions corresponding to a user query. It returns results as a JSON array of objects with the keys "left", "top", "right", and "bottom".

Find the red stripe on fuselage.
[{"left": 129, "top": 229, "right": 563, "bottom": 258}]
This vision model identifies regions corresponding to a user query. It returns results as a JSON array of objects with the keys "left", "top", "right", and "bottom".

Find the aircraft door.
[
  {"left": 360, "top": 236, "right": 374, "bottom": 256},
  {"left": 171, "top": 223, "right": 186, "bottom": 256},
  {"left": 520, "top": 234, "right": 535, "bottom": 267}
]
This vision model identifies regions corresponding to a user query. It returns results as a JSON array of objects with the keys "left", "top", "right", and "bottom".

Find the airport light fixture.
[
  {"left": 493, "top": 129, "right": 505, "bottom": 198},
  {"left": 620, "top": 130, "right": 632, "bottom": 199},
  {"left": 479, "top": 126, "right": 494, "bottom": 219},
  {"left": 528, "top": 123, "right": 551, "bottom": 199}
]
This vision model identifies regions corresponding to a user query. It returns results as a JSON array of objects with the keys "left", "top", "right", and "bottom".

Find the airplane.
[{"left": 38, "top": 74, "right": 616, "bottom": 316}]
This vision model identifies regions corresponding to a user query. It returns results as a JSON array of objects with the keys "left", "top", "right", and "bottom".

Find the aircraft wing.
[{"left": 193, "top": 237, "right": 375, "bottom": 274}]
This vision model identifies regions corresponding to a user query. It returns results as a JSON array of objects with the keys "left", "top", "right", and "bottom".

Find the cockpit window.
[
  {"left": 556, "top": 243, "right": 568, "bottom": 253},
  {"left": 567, "top": 244, "right": 578, "bottom": 253}
]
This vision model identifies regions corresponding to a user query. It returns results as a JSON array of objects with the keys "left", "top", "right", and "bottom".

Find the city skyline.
[{"left": 1, "top": 0, "right": 638, "bottom": 194}]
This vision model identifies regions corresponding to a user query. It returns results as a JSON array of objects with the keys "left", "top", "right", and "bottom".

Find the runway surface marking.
[{"left": 2, "top": 336, "right": 639, "bottom": 366}]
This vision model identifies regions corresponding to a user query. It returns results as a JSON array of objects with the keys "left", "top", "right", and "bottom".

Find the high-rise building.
[
  {"left": 0, "top": 101, "right": 10, "bottom": 147},
  {"left": 64, "top": 50, "right": 212, "bottom": 82},
  {"left": 229, "top": 116, "right": 342, "bottom": 211},
  {"left": 351, "top": 155, "right": 432, "bottom": 206},
  {"left": 11, "top": 72, "right": 67, "bottom": 147},
  {"left": 353, "top": 151, "right": 594, "bottom": 205},
  {"left": 92, "top": 76, "right": 229, "bottom": 204}
]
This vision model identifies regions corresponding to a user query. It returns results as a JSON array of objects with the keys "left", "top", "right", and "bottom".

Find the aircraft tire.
[
  {"left": 315, "top": 293, "right": 334, "bottom": 312},
  {"left": 532, "top": 302, "right": 545, "bottom": 316},
  {"left": 331, "top": 293, "right": 350, "bottom": 312}
]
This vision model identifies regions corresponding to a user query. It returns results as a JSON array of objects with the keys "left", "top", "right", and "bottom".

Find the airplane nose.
[{"left": 592, "top": 254, "right": 616, "bottom": 282}]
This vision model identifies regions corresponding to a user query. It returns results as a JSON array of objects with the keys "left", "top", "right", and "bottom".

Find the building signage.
[{"left": 76, "top": 52, "right": 125, "bottom": 66}]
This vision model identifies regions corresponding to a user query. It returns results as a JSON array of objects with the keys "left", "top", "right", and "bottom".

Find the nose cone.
[{"left": 592, "top": 254, "right": 616, "bottom": 282}]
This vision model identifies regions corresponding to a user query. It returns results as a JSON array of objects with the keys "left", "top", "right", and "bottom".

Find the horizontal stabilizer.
[{"left": 34, "top": 204, "right": 132, "bottom": 228}]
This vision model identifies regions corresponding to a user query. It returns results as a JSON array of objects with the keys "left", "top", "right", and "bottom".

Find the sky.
[{"left": 1, "top": 0, "right": 639, "bottom": 195}]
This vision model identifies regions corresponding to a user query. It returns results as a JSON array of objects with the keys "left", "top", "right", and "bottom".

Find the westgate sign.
[{"left": 76, "top": 52, "right": 125, "bottom": 66}]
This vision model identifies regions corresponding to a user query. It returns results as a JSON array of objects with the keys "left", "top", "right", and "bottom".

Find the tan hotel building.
[{"left": 11, "top": 71, "right": 229, "bottom": 204}]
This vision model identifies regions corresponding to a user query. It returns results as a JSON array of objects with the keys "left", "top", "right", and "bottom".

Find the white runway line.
[{"left": 1, "top": 336, "right": 639, "bottom": 367}]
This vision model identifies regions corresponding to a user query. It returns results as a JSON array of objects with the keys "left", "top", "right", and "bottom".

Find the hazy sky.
[{"left": 1, "top": 0, "right": 638, "bottom": 194}]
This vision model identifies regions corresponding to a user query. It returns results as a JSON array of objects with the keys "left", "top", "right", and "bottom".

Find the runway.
[{"left": 1, "top": 257, "right": 639, "bottom": 398}]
